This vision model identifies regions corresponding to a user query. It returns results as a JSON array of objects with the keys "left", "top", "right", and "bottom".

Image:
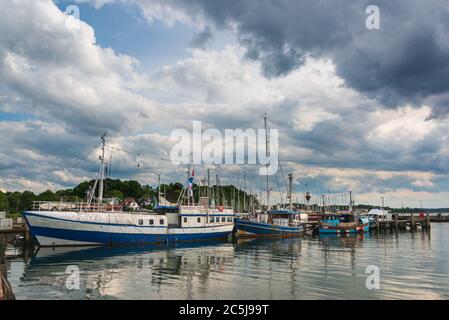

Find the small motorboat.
[{"left": 319, "top": 214, "right": 369, "bottom": 234}]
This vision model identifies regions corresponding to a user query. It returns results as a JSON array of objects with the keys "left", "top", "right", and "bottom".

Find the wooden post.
[
  {"left": 395, "top": 213, "right": 399, "bottom": 231},
  {"left": 376, "top": 215, "right": 380, "bottom": 231},
  {"left": 425, "top": 212, "right": 430, "bottom": 230},
  {"left": 0, "top": 270, "right": 4, "bottom": 300},
  {"left": 23, "top": 223, "right": 29, "bottom": 245},
  {"left": 410, "top": 213, "right": 415, "bottom": 232}
]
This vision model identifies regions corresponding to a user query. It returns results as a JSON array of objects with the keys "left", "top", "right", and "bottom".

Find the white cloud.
[{"left": 1, "top": 1, "right": 449, "bottom": 207}]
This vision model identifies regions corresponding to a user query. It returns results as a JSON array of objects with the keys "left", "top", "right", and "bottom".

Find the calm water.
[{"left": 3, "top": 224, "right": 449, "bottom": 300}]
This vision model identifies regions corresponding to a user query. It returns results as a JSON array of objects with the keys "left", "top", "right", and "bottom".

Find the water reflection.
[{"left": 4, "top": 225, "right": 449, "bottom": 300}]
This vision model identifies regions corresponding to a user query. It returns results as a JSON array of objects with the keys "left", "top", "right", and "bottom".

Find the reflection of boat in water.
[
  {"left": 23, "top": 134, "right": 235, "bottom": 247},
  {"left": 233, "top": 237, "right": 302, "bottom": 258},
  {"left": 319, "top": 232, "right": 368, "bottom": 245},
  {"left": 18, "top": 240, "right": 236, "bottom": 300},
  {"left": 319, "top": 214, "right": 369, "bottom": 234},
  {"left": 30, "top": 240, "right": 232, "bottom": 265}
]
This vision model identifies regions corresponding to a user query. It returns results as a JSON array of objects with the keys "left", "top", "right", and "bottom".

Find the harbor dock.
[{"left": 0, "top": 235, "right": 15, "bottom": 300}]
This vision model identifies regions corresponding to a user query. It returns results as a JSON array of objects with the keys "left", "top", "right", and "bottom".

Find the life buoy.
[{"left": 218, "top": 206, "right": 224, "bottom": 212}]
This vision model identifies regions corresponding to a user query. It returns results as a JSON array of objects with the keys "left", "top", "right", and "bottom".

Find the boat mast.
[
  {"left": 264, "top": 114, "right": 270, "bottom": 211},
  {"left": 98, "top": 132, "right": 107, "bottom": 205},
  {"left": 207, "top": 168, "right": 211, "bottom": 207},
  {"left": 349, "top": 190, "right": 353, "bottom": 213},
  {"left": 288, "top": 173, "right": 293, "bottom": 211},
  {"left": 243, "top": 171, "right": 246, "bottom": 212},
  {"left": 158, "top": 174, "right": 161, "bottom": 205}
]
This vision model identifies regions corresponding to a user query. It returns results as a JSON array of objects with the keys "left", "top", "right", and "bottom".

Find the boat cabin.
[
  {"left": 154, "top": 204, "right": 234, "bottom": 228},
  {"left": 249, "top": 210, "right": 306, "bottom": 227},
  {"left": 321, "top": 214, "right": 368, "bottom": 226}
]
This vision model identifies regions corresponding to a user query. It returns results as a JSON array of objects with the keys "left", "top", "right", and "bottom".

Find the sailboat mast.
[
  {"left": 288, "top": 173, "right": 293, "bottom": 211},
  {"left": 98, "top": 132, "right": 107, "bottom": 204},
  {"left": 158, "top": 174, "right": 161, "bottom": 205},
  {"left": 264, "top": 114, "right": 270, "bottom": 210},
  {"left": 207, "top": 168, "right": 211, "bottom": 207}
]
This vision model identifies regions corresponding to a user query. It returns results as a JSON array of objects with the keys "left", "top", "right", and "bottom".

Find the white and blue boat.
[
  {"left": 235, "top": 210, "right": 305, "bottom": 237},
  {"left": 23, "top": 204, "right": 235, "bottom": 247},
  {"left": 23, "top": 134, "right": 235, "bottom": 247}
]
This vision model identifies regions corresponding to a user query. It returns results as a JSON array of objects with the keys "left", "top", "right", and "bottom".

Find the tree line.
[{"left": 0, "top": 178, "right": 257, "bottom": 214}]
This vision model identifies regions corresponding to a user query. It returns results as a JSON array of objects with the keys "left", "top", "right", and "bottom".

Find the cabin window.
[
  {"left": 183, "top": 217, "right": 188, "bottom": 223},
  {"left": 149, "top": 219, "right": 154, "bottom": 225},
  {"left": 209, "top": 217, "right": 214, "bottom": 223},
  {"left": 221, "top": 217, "right": 226, "bottom": 222},
  {"left": 197, "top": 217, "right": 201, "bottom": 223},
  {"left": 215, "top": 217, "right": 220, "bottom": 223},
  {"left": 160, "top": 219, "right": 164, "bottom": 225},
  {"left": 138, "top": 219, "right": 143, "bottom": 225},
  {"left": 227, "top": 217, "right": 233, "bottom": 222}
]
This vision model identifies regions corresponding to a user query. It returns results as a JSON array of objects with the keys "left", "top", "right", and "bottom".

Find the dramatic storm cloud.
[
  {"left": 101, "top": 0, "right": 449, "bottom": 117},
  {"left": 2, "top": 0, "right": 449, "bottom": 207}
]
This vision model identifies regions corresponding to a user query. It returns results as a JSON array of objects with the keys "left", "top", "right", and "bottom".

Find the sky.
[{"left": 1, "top": 0, "right": 449, "bottom": 208}]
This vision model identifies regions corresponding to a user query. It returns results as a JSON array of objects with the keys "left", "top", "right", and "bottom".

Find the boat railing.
[{"left": 30, "top": 201, "right": 122, "bottom": 213}]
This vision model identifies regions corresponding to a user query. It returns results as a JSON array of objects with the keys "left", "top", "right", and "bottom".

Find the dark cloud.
[
  {"left": 162, "top": 0, "right": 449, "bottom": 115},
  {"left": 190, "top": 26, "right": 213, "bottom": 48}
]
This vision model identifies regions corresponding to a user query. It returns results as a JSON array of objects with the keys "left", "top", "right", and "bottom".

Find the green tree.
[
  {"left": 106, "top": 190, "right": 124, "bottom": 200},
  {"left": 0, "top": 191, "right": 9, "bottom": 211},
  {"left": 6, "top": 192, "right": 21, "bottom": 211},
  {"left": 38, "top": 190, "right": 59, "bottom": 201},
  {"left": 19, "top": 191, "right": 36, "bottom": 210}
]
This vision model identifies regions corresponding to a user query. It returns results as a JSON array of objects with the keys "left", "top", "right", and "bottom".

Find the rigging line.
[
  {"left": 48, "top": 141, "right": 103, "bottom": 190},
  {"left": 274, "top": 173, "right": 284, "bottom": 207},
  {"left": 107, "top": 146, "right": 170, "bottom": 162},
  {"left": 278, "top": 160, "right": 289, "bottom": 196},
  {"left": 266, "top": 118, "right": 289, "bottom": 200}
]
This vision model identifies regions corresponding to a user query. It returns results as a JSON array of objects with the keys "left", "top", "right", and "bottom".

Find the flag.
[{"left": 189, "top": 170, "right": 195, "bottom": 197}]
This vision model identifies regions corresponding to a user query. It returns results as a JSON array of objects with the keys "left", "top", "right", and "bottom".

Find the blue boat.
[
  {"left": 235, "top": 210, "right": 305, "bottom": 237},
  {"left": 319, "top": 214, "right": 369, "bottom": 234}
]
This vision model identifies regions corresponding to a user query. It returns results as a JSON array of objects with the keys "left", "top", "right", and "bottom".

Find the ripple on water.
[{"left": 4, "top": 224, "right": 449, "bottom": 299}]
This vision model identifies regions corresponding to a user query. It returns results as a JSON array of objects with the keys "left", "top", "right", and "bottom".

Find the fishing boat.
[
  {"left": 235, "top": 210, "right": 305, "bottom": 237},
  {"left": 235, "top": 116, "right": 305, "bottom": 237},
  {"left": 319, "top": 214, "right": 369, "bottom": 234},
  {"left": 22, "top": 133, "right": 235, "bottom": 247}
]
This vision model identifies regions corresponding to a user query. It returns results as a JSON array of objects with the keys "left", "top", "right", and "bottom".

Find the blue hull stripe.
[
  {"left": 29, "top": 225, "right": 231, "bottom": 246},
  {"left": 235, "top": 219, "right": 303, "bottom": 235}
]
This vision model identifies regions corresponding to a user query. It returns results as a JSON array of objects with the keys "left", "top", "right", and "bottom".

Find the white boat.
[{"left": 23, "top": 133, "right": 235, "bottom": 247}]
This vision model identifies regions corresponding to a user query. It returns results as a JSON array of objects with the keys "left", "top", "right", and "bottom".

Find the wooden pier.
[
  {"left": 301, "top": 212, "right": 441, "bottom": 234},
  {"left": 0, "top": 234, "right": 15, "bottom": 300},
  {"left": 371, "top": 213, "right": 433, "bottom": 232}
]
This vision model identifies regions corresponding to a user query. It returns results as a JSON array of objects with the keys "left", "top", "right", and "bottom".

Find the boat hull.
[
  {"left": 235, "top": 219, "right": 304, "bottom": 237},
  {"left": 23, "top": 211, "right": 233, "bottom": 247}
]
